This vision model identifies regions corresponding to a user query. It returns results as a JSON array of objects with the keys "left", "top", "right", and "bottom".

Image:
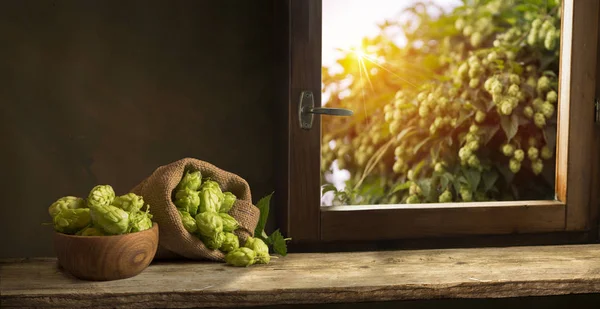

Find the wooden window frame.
[{"left": 274, "top": 0, "right": 600, "bottom": 247}]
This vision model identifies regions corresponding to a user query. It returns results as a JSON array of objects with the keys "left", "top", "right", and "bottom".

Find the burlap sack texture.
[{"left": 131, "top": 157, "right": 260, "bottom": 261}]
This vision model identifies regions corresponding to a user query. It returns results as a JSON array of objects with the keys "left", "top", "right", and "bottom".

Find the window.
[{"left": 274, "top": 0, "right": 599, "bottom": 244}]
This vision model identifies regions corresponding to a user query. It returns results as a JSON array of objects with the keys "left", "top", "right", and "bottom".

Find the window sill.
[{"left": 2, "top": 244, "right": 600, "bottom": 308}]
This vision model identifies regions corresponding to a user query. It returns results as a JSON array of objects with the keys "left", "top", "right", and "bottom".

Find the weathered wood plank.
[
  {"left": 3, "top": 245, "right": 600, "bottom": 308},
  {"left": 321, "top": 201, "right": 565, "bottom": 241}
]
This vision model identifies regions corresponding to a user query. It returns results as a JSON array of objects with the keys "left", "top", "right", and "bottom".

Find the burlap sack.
[{"left": 130, "top": 157, "right": 260, "bottom": 261}]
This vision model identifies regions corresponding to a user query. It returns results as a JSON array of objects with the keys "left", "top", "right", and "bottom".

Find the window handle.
[{"left": 299, "top": 91, "right": 353, "bottom": 130}]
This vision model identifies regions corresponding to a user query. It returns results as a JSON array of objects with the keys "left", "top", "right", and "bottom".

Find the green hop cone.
[
  {"left": 48, "top": 196, "right": 85, "bottom": 218},
  {"left": 53, "top": 208, "right": 91, "bottom": 234},
  {"left": 534, "top": 112, "right": 546, "bottom": 128},
  {"left": 79, "top": 226, "right": 106, "bottom": 236},
  {"left": 547, "top": 91, "right": 558, "bottom": 104},
  {"left": 244, "top": 237, "right": 270, "bottom": 264},
  {"left": 510, "top": 158, "right": 522, "bottom": 173},
  {"left": 220, "top": 232, "right": 240, "bottom": 252},
  {"left": 532, "top": 159, "right": 544, "bottom": 175},
  {"left": 90, "top": 204, "right": 130, "bottom": 235},
  {"left": 176, "top": 170, "right": 202, "bottom": 191},
  {"left": 202, "top": 232, "right": 225, "bottom": 250},
  {"left": 459, "top": 185, "right": 473, "bottom": 202},
  {"left": 514, "top": 149, "right": 525, "bottom": 162},
  {"left": 219, "top": 213, "right": 239, "bottom": 232},
  {"left": 528, "top": 147, "right": 539, "bottom": 161},
  {"left": 220, "top": 192, "right": 236, "bottom": 213},
  {"left": 195, "top": 212, "right": 223, "bottom": 238},
  {"left": 174, "top": 188, "right": 200, "bottom": 215},
  {"left": 225, "top": 247, "right": 256, "bottom": 267},
  {"left": 178, "top": 210, "right": 198, "bottom": 233},
  {"left": 198, "top": 185, "right": 224, "bottom": 213},
  {"left": 87, "top": 185, "right": 116, "bottom": 208},
  {"left": 541, "top": 146, "right": 553, "bottom": 160},
  {"left": 128, "top": 209, "right": 153, "bottom": 233},
  {"left": 439, "top": 190, "right": 453, "bottom": 203},
  {"left": 502, "top": 144, "right": 515, "bottom": 157},
  {"left": 112, "top": 193, "right": 145, "bottom": 212}
]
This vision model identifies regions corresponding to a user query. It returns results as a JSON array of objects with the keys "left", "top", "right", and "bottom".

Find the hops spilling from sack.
[
  {"left": 173, "top": 169, "right": 271, "bottom": 267},
  {"left": 48, "top": 185, "right": 154, "bottom": 236}
]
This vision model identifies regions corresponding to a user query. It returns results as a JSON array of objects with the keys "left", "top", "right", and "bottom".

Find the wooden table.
[{"left": 2, "top": 244, "right": 600, "bottom": 308}]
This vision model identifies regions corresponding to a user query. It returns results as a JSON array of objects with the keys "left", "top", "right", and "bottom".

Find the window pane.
[{"left": 321, "top": 0, "right": 561, "bottom": 206}]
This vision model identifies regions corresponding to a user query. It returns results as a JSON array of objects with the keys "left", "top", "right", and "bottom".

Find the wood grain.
[
  {"left": 561, "top": 0, "right": 600, "bottom": 230},
  {"left": 287, "top": 0, "right": 322, "bottom": 242},
  {"left": 273, "top": 0, "right": 292, "bottom": 243},
  {"left": 321, "top": 201, "right": 565, "bottom": 241},
  {"left": 52, "top": 223, "right": 158, "bottom": 281},
  {"left": 4, "top": 244, "right": 600, "bottom": 308}
]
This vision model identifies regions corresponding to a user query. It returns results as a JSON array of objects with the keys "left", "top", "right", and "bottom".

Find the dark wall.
[{"left": 0, "top": 0, "right": 275, "bottom": 258}]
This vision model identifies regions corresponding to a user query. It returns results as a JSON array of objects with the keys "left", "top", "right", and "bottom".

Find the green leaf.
[
  {"left": 479, "top": 124, "right": 500, "bottom": 145},
  {"left": 321, "top": 184, "right": 337, "bottom": 194},
  {"left": 391, "top": 181, "right": 412, "bottom": 194},
  {"left": 463, "top": 168, "right": 481, "bottom": 192},
  {"left": 482, "top": 169, "right": 499, "bottom": 192},
  {"left": 269, "top": 229, "right": 291, "bottom": 256},
  {"left": 500, "top": 113, "right": 519, "bottom": 141},
  {"left": 254, "top": 192, "right": 273, "bottom": 238}
]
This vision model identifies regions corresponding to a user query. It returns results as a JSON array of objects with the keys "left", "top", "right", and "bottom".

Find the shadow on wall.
[{"left": 0, "top": 0, "right": 275, "bottom": 258}]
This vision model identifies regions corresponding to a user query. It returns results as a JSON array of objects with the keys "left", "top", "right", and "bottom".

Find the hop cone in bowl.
[
  {"left": 128, "top": 208, "right": 153, "bottom": 233},
  {"left": 113, "top": 193, "right": 145, "bottom": 212},
  {"left": 87, "top": 185, "right": 116, "bottom": 208},
  {"left": 53, "top": 208, "right": 91, "bottom": 234},
  {"left": 78, "top": 226, "right": 106, "bottom": 236},
  {"left": 90, "top": 204, "right": 130, "bottom": 235},
  {"left": 48, "top": 196, "right": 85, "bottom": 218}
]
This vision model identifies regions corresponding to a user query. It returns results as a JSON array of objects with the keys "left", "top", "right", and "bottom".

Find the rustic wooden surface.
[{"left": 3, "top": 244, "right": 600, "bottom": 308}]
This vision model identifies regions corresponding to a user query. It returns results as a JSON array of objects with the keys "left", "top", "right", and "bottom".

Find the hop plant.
[
  {"left": 176, "top": 170, "right": 202, "bottom": 191},
  {"left": 219, "top": 213, "right": 239, "bottom": 232},
  {"left": 195, "top": 212, "right": 223, "bottom": 239},
  {"left": 87, "top": 185, "right": 115, "bottom": 208},
  {"left": 178, "top": 210, "right": 198, "bottom": 233},
  {"left": 128, "top": 208, "right": 153, "bottom": 233},
  {"left": 48, "top": 196, "right": 85, "bottom": 218},
  {"left": 244, "top": 237, "right": 270, "bottom": 264},
  {"left": 202, "top": 232, "right": 225, "bottom": 250},
  {"left": 174, "top": 188, "right": 201, "bottom": 215},
  {"left": 198, "top": 185, "right": 224, "bottom": 213},
  {"left": 112, "top": 193, "right": 145, "bottom": 212},
  {"left": 225, "top": 247, "right": 256, "bottom": 267},
  {"left": 220, "top": 232, "right": 240, "bottom": 252},
  {"left": 90, "top": 204, "right": 130, "bottom": 235},
  {"left": 78, "top": 226, "right": 106, "bottom": 236},
  {"left": 53, "top": 208, "right": 91, "bottom": 234},
  {"left": 220, "top": 192, "right": 237, "bottom": 213}
]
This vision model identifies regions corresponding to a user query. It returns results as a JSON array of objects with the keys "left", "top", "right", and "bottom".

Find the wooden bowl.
[{"left": 53, "top": 223, "right": 159, "bottom": 281}]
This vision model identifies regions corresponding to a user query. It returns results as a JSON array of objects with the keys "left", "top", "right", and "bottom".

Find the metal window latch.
[{"left": 298, "top": 91, "right": 353, "bottom": 130}]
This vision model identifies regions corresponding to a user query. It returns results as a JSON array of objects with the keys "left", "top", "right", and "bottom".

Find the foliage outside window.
[{"left": 321, "top": 0, "right": 562, "bottom": 206}]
